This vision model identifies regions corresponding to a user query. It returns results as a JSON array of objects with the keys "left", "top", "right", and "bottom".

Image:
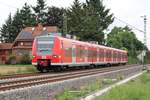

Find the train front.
[{"left": 32, "top": 34, "right": 60, "bottom": 72}]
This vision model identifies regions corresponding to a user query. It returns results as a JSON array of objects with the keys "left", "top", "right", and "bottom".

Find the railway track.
[
  {"left": 0, "top": 64, "right": 141, "bottom": 92},
  {"left": 0, "top": 64, "right": 138, "bottom": 80}
]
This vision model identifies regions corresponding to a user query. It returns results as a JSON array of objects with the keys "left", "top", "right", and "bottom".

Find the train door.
[
  {"left": 97, "top": 48, "right": 99, "bottom": 63},
  {"left": 104, "top": 49, "right": 106, "bottom": 63},
  {"left": 85, "top": 47, "right": 88, "bottom": 63},
  {"left": 72, "top": 44, "right": 76, "bottom": 64}
]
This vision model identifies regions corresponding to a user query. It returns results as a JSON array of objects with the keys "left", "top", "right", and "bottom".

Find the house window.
[
  {"left": 20, "top": 42, "right": 24, "bottom": 46},
  {"left": 24, "top": 42, "right": 32, "bottom": 46},
  {"left": 2, "top": 56, "right": 6, "bottom": 61}
]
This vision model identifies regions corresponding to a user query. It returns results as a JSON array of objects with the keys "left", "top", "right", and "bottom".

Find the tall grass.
[
  {"left": 0, "top": 65, "right": 37, "bottom": 75},
  {"left": 57, "top": 80, "right": 102, "bottom": 100},
  {"left": 56, "top": 78, "right": 117, "bottom": 100},
  {"left": 95, "top": 71, "right": 150, "bottom": 100}
]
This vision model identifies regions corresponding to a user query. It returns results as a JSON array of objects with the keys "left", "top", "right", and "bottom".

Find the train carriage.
[{"left": 32, "top": 33, "right": 128, "bottom": 72}]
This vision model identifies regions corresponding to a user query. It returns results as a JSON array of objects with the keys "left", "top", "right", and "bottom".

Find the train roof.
[
  {"left": 57, "top": 36, "right": 127, "bottom": 53},
  {"left": 36, "top": 34, "right": 127, "bottom": 53}
]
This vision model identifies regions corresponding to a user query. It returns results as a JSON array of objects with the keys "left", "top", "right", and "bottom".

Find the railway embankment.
[
  {"left": 0, "top": 65, "right": 143, "bottom": 100},
  {"left": 94, "top": 70, "right": 150, "bottom": 100}
]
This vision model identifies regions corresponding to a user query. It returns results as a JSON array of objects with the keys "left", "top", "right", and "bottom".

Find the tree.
[
  {"left": 20, "top": 3, "right": 36, "bottom": 27},
  {"left": 32, "top": 0, "right": 48, "bottom": 25},
  {"left": 107, "top": 26, "right": 145, "bottom": 56},
  {"left": 0, "top": 14, "right": 14, "bottom": 43},
  {"left": 9, "top": 9, "right": 25, "bottom": 42},
  {"left": 11, "top": 4, "right": 34, "bottom": 42},
  {"left": 0, "top": 3, "right": 36, "bottom": 43},
  {"left": 67, "top": 0, "right": 114, "bottom": 44},
  {"left": 46, "top": 6, "right": 64, "bottom": 28},
  {"left": 67, "top": 0, "right": 84, "bottom": 35}
]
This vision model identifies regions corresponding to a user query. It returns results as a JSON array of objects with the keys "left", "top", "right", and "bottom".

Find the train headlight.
[
  {"left": 53, "top": 55, "right": 61, "bottom": 58},
  {"left": 32, "top": 55, "right": 36, "bottom": 58},
  {"left": 53, "top": 55, "right": 58, "bottom": 58}
]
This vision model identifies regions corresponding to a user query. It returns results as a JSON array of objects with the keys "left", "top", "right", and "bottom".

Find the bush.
[
  {"left": 20, "top": 54, "right": 31, "bottom": 64},
  {"left": 7, "top": 54, "right": 17, "bottom": 64}
]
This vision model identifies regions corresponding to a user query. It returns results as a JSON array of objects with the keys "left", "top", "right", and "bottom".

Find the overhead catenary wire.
[
  {"left": 114, "top": 17, "right": 144, "bottom": 33},
  {"left": 0, "top": 1, "right": 145, "bottom": 34}
]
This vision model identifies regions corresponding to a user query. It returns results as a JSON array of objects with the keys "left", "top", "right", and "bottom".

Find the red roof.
[
  {"left": 0, "top": 43, "right": 12, "bottom": 50},
  {"left": 12, "top": 24, "right": 59, "bottom": 49},
  {"left": 14, "top": 24, "right": 58, "bottom": 42}
]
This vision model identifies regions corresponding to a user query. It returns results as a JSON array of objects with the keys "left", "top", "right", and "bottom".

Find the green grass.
[
  {"left": 128, "top": 56, "right": 139, "bottom": 64},
  {"left": 0, "top": 64, "right": 33, "bottom": 67},
  {"left": 0, "top": 64, "right": 37, "bottom": 75},
  {"left": 95, "top": 71, "right": 150, "bottom": 100},
  {"left": 57, "top": 80, "right": 101, "bottom": 100},
  {"left": 56, "top": 78, "right": 117, "bottom": 100}
]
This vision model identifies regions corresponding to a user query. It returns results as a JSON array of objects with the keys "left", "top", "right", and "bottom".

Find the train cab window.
[
  {"left": 61, "top": 41, "right": 64, "bottom": 49},
  {"left": 37, "top": 36, "right": 54, "bottom": 55}
]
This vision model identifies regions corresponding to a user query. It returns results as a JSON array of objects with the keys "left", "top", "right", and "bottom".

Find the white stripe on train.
[{"left": 32, "top": 61, "right": 127, "bottom": 66}]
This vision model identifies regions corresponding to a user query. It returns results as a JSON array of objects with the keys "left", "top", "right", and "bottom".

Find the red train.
[{"left": 32, "top": 33, "right": 128, "bottom": 72}]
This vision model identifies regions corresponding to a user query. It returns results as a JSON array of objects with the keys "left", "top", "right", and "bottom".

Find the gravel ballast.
[{"left": 0, "top": 65, "right": 143, "bottom": 100}]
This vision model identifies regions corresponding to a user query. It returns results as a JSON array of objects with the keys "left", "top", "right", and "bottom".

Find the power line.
[{"left": 114, "top": 17, "right": 144, "bottom": 33}]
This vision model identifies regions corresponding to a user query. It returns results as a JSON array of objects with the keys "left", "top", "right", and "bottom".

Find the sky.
[{"left": 0, "top": 0, "right": 150, "bottom": 48}]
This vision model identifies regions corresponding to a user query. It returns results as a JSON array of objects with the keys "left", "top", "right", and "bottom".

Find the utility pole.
[
  {"left": 63, "top": 13, "right": 68, "bottom": 35},
  {"left": 142, "top": 15, "right": 147, "bottom": 46},
  {"left": 141, "top": 15, "right": 147, "bottom": 69}
]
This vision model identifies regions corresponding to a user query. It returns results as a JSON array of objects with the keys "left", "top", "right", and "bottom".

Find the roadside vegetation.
[
  {"left": 56, "top": 78, "right": 118, "bottom": 100},
  {"left": 95, "top": 71, "right": 150, "bottom": 100},
  {"left": 0, "top": 65, "right": 37, "bottom": 75},
  {"left": 106, "top": 26, "right": 148, "bottom": 64}
]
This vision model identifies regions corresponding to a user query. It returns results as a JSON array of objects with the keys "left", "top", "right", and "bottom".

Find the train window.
[
  {"left": 88, "top": 50, "right": 91, "bottom": 57},
  {"left": 72, "top": 48, "right": 75, "bottom": 57},
  {"left": 61, "top": 41, "right": 63, "bottom": 49},
  {"left": 106, "top": 50, "right": 111, "bottom": 58},
  {"left": 115, "top": 52, "right": 117, "bottom": 58},
  {"left": 99, "top": 50, "right": 101, "bottom": 58},
  {"left": 110, "top": 51, "right": 112, "bottom": 58},
  {"left": 117, "top": 52, "right": 119, "bottom": 59},
  {"left": 77, "top": 46, "right": 81, "bottom": 57},
  {"left": 96, "top": 50, "right": 98, "bottom": 58},
  {"left": 106, "top": 51, "right": 109, "bottom": 58},
  {"left": 93, "top": 50, "right": 97, "bottom": 58},
  {"left": 69, "top": 48, "right": 72, "bottom": 57},
  {"left": 37, "top": 36, "right": 54, "bottom": 55},
  {"left": 84, "top": 50, "right": 86, "bottom": 56},
  {"left": 84, "top": 49, "right": 88, "bottom": 57},
  {"left": 65, "top": 48, "right": 69, "bottom": 56},
  {"left": 101, "top": 50, "right": 104, "bottom": 58},
  {"left": 80, "top": 46, "right": 84, "bottom": 57},
  {"left": 81, "top": 50, "right": 85, "bottom": 57},
  {"left": 65, "top": 48, "right": 72, "bottom": 57}
]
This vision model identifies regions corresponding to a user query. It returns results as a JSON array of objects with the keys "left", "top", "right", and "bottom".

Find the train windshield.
[{"left": 37, "top": 36, "right": 55, "bottom": 55}]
